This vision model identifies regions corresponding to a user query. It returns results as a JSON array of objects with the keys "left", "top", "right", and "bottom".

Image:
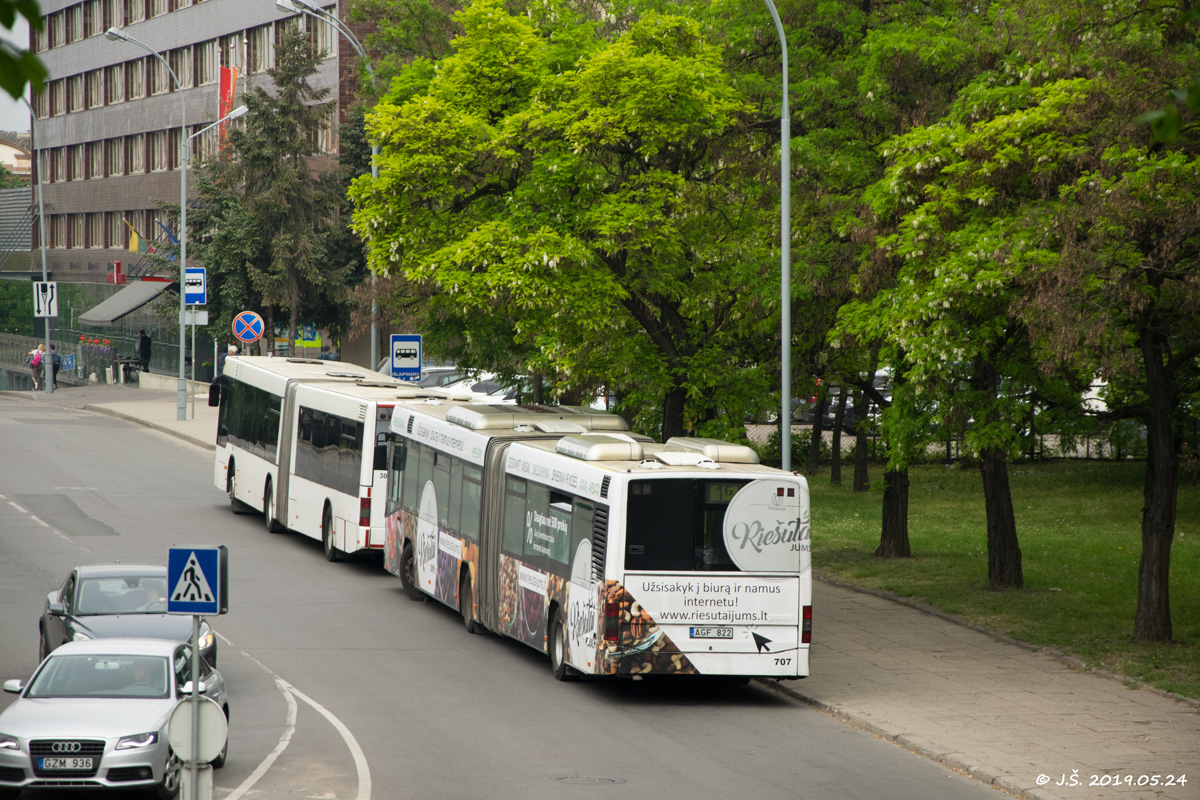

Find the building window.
[
  {"left": 69, "top": 214, "right": 85, "bottom": 249},
  {"left": 68, "top": 145, "right": 84, "bottom": 181},
  {"left": 34, "top": 22, "right": 49, "bottom": 53},
  {"left": 149, "top": 56, "right": 170, "bottom": 95},
  {"left": 106, "top": 212, "right": 124, "bottom": 249},
  {"left": 67, "top": 75, "right": 85, "bottom": 112},
  {"left": 127, "top": 58, "right": 145, "bottom": 100},
  {"left": 171, "top": 0, "right": 192, "bottom": 9},
  {"left": 195, "top": 40, "right": 217, "bottom": 85},
  {"left": 148, "top": 131, "right": 168, "bottom": 172},
  {"left": 48, "top": 148, "right": 65, "bottom": 183},
  {"left": 149, "top": 0, "right": 167, "bottom": 16},
  {"left": 308, "top": 9, "right": 335, "bottom": 59},
  {"left": 247, "top": 25, "right": 272, "bottom": 73},
  {"left": 103, "top": 0, "right": 124, "bottom": 30},
  {"left": 49, "top": 79, "right": 65, "bottom": 116},
  {"left": 167, "top": 129, "right": 181, "bottom": 170},
  {"left": 84, "top": 0, "right": 103, "bottom": 37},
  {"left": 32, "top": 89, "right": 47, "bottom": 119},
  {"left": 127, "top": 134, "right": 144, "bottom": 173},
  {"left": 47, "top": 12, "right": 63, "bottom": 49},
  {"left": 65, "top": 5, "right": 82, "bottom": 43},
  {"left": 50, "top": 215, "right": 65, "bottom": 248},
  {"left": 86, "top": 70, "right": 103, "bottom": 109},
  {"left": 87, "top": 213, "right": 103, "bottom": 247},
  {"left": 169, "top": 46, "right": 193, "bottom": 89},
  {"left": 86, "top": 142, "right": 103, "bottom": 178},
  {"left": 105, "top": 64, "right": 125, "bottom": 104},
  {"left": 314, "top": 102, "right": 335, "bottom": 154},
  {"left": 106, "top": 138, "right": 125, "bottom": 175},
  {"left": 124, "top": 0, "right": 145, "bottom": 24}
]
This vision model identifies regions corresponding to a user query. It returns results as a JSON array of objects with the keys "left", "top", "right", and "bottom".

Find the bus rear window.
[{"left": 624, "top": 479, "right": 747, "bottom": 572}]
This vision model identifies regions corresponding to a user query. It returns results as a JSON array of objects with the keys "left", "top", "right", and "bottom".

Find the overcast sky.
[{"left": 0, "top": 17, "right": 32, "bottom": 133}]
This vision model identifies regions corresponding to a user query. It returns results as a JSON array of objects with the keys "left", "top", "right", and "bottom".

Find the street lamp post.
[
  {"left": 106, "top": 26, "right": 189, "bottom": 421},
  {"left": 21, "top": 95, "right": 52, "bottom": 395},
  {"left": 184, "top": 105, "right": 248, "bottom": 419},
  {"left": 763, "top": 0, "right": 792, "bottom": 472},
  {"left": 276, "top": 0, "right": 380, "bottom": 369}
]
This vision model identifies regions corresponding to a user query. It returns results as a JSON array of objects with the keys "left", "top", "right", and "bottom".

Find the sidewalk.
[{"left": 3, "top": 383, "right": 1198, "bottom": 800}]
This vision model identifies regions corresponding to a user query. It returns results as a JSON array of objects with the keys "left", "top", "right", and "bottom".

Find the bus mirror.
[{"left": 207, "top": 379, "right": 221, "bottom": 407}]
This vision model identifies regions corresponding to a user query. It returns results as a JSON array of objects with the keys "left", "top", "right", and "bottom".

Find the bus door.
[
  {"left": 276, "top": 380, "right": 303, "bottom": 524},
  {"left": 476, "top": 440, "right": 512, "bottom": 633}
]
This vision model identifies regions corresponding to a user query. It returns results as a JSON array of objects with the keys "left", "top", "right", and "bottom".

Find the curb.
[
  {"left": 814, "top": 573, "right": 1200, "bottom": 711},
  {"left": 82, "top": 404, "right": 216, "bottom": 452}
]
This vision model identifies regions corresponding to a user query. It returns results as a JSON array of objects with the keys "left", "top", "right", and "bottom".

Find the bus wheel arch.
[
  {"left": 264, "top": 477, "right": 283, "bottom": 533},
  {"left": 549, "top": 606, "right": 575, "bottom": 681},
  {"left": 459, "top": 568, "right": 478, "bottom": 634},
  {"left": 398, "top": 540, "right": 423, "bottom": 601},
  {"left": 321, "top": 502, "right": 342, "bottom": 562}
]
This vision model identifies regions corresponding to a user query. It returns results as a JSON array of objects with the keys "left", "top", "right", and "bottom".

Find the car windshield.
[
  {"left": 77, "top": 577, "right": 169, "bottom": 615},
  {"left": 27, "top": 654, "right": 170, "bottom": 699}
]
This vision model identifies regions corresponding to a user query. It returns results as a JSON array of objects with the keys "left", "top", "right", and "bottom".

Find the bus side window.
[
  {"left": 547, "top": 491, "right": 573, "bottom": 574},
  {"left": 387, "top": 439, "right": 407, "bottom": 514},
  {"left": 432, "top": 451, "right": 451, "bottom": 528},
  {"left": 459, "top": 462, "right": 482, "bottom": 542},
  {"left": 401, "top": 442, "right": 423, "bottom": 512},
  {"left": 501, "top": 477, "right": 526, "bottom": 556}
]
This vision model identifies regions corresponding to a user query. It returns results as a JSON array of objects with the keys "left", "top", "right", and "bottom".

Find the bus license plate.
[
  {"left": 690, "top": 627, "right": 733, "bottom": 639},
  {"left": 39, "top": 757, "right": 93, "bottom": 770}
]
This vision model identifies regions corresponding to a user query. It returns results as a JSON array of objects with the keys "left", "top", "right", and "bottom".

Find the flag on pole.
[
  {"left": 156, "top": 220, "right": 180, "bottom": 262},
  {"left": 218, "top": 65, "right": 240, "bottom": 148},
  {"left": 123, "top": 218, "right": 155, "bottom": 255}
]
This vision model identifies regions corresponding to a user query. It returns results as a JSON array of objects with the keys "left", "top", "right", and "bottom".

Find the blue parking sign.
[{"left": 167, "top": 546, "right": 228, "bottom": 615}]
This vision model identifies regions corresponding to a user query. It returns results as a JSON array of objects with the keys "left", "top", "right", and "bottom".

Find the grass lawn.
[{"left": 810, "top": 459, "right": 1200, "bottom": 700}]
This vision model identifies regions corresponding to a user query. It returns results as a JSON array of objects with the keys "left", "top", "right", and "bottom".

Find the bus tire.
[
  {"left": 322, "top": 505, "right": 342, "bottom": 562},
  {"left": 460, "top": 572, "right": 478, "bottom": 634},
  {"left": 227, "top": 461, "right": 252, "bottom": 515},
  {"left": 399, "top": 542, "right": 423, "bottom": 601},
  {"left": 264, "top": 478, "right": 283, "bottom": 533},
  {"left": 549, "top": 610, "right": 575, "bottom": 681}
]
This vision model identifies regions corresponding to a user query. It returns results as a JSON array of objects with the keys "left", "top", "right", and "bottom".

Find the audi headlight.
[
  {"left": 116, "top": 732, "right": 158, "bottom": 750},
  {"left": 71, "top": 630, "right": 92, "bottom": 642},
  {"left": 198, "top": 630, "right": 214, "bottom": 651},
  {"left": 0, "top": 733, "right": 19, "bottom": 750}
]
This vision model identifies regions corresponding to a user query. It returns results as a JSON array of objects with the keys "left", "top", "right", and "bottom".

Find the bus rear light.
[
  {"left": 604, "top": 601, "right": 621, "bottom": 643},
  {"left": 359, "top": 493, "right": 371, "bottom": 527},
  {"left": 802, "top": 605, "right": 812, "bottom": 643}
]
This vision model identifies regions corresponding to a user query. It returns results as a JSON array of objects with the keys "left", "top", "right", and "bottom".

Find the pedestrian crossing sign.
[{"left": 167, "top": 545, "right": 228, "bottom": 615}]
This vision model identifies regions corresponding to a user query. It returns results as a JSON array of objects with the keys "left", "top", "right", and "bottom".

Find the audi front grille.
[{"left": 29, "top": 740, "right": 105, "bottom": 778}]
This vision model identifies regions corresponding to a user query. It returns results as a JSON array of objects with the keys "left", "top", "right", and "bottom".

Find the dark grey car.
[{"left": 39, "top": 565, "right": 217, "bottom": 667}]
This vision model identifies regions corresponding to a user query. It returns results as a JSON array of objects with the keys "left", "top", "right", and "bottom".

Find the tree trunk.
[
  {"left": 263, "top": 307, "right": 276, "bottom": 356},
  {"left": 1133, "top": 324, "right": 1178, "bottom": 642},
  {"left": 807, "top": 396, "right": 827, "bottom": 475},
  {"left": 853, "top": 417, "right": 870, "bottom": 492},
  {"left": 980, "top": 447, "right": 1023, "bottom": 589},
  {"left": 660, "top": 384, "right": 687, "bottom": 442},
  {"left": 875, "top": 468, "right": 910, "bottom": 558},
  {"left": 830, "top": 391, "right": 847, "bottom": 485}
]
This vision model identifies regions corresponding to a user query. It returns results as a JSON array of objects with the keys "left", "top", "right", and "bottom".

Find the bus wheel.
[
  {"left": 550, "top": 610, "right": 575, "bottom": 681},
  {"left": 322, "top": 505, "right": 342, "bottom": 563},
  {"left": 460, "top": 572, "right": 478, "bottom": 634},
  {"left": 228, "top": 462, "right": 252, "bottom": 515},
  {"left": 264, "top": 478, "right": 283, "bottom": 533},
  {"left": 399, "top": 543, "right": 423, "bottom": 601}
]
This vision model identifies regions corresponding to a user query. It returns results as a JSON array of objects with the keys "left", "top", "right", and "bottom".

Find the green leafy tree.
[
  {"left": 186, "top": 27, "right": 355, "bottom": 350},
  {"left": 351, "top": 0, "right": 780, "bottom": 439},
  {"left": 0, "top": 0, "right": 45, "bottom": 99}
]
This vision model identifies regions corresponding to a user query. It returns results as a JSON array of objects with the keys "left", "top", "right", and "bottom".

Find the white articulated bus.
[
  {"left": 210, "top": 356, "right": 449, "bottom": 561},
  {"left": 383, "top": 401, "right": 812, "bottom": 681}
]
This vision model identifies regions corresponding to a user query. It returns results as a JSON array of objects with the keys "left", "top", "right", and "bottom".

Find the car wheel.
[
  {"left": 156, "top": 748, "right": 182, "bottom": 799},
  {"left": 398, "top": 542, "right": 423, "bottom": 601},
  {"left": 209, "top": 707, "right": 229, "bottom": 768},
  {"left": 460, "top": 572, "right": 477, "bottom": 634},
  {"left": 322, "top": 505, "right": 342, "bottom": 563},
  {"left": 549, "top": 610, "right": 575, "bottom": 681},
  {"left": 264, "top": 478, "right": 283, "bottom": 533}
]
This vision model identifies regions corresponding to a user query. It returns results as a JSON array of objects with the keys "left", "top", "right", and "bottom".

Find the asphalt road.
[{"left": 0, "top": 396, "right": 1003, "bottom": 800}]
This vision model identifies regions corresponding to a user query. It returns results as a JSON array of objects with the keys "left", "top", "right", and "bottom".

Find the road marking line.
[
  {"left": 8, "top": 502, "right": 26, "bottom": 513},
  {"left": 223, "top": 678, "right": 298, "bottom": 800},
  {"left": 223, "top": 637, "right": 372, "bottom": 800},
  {"left": 30, "top": 517, "right": 48, "bottom": 527}
]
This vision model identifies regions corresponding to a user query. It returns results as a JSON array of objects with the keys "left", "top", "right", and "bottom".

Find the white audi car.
[{"left": 0, "top": 638, "right": 228, "bottom": 799}]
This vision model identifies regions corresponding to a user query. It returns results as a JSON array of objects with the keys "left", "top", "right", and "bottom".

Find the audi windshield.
[{"left": 26, "top": 654, "right": 170, "bottom": 700}]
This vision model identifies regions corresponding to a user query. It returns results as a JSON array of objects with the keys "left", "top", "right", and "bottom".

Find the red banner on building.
[{"left": 218, "top": 65, "right": 240, "bottom": 147}]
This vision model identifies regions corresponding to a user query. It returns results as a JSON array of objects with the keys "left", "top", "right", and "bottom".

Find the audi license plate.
[
  {"left": 689, "top": 627, "right": 733, "bottom": 639},
  {"left": 39, "top": 757, "right": 93, "bottom": 770}
]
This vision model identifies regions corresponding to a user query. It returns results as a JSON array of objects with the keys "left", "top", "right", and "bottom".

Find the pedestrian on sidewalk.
[
  {"left": 49, "top": 345, "right": 61, "bottom": 389},
  {"left": 217, "top": 344, "right": 238, "bottom": 376},
  {"left": 26, "top": 343, "right": 45, "bottom": 390},
  {"left": 137, "top": 330, "right": 152, "bottom": 372}
]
